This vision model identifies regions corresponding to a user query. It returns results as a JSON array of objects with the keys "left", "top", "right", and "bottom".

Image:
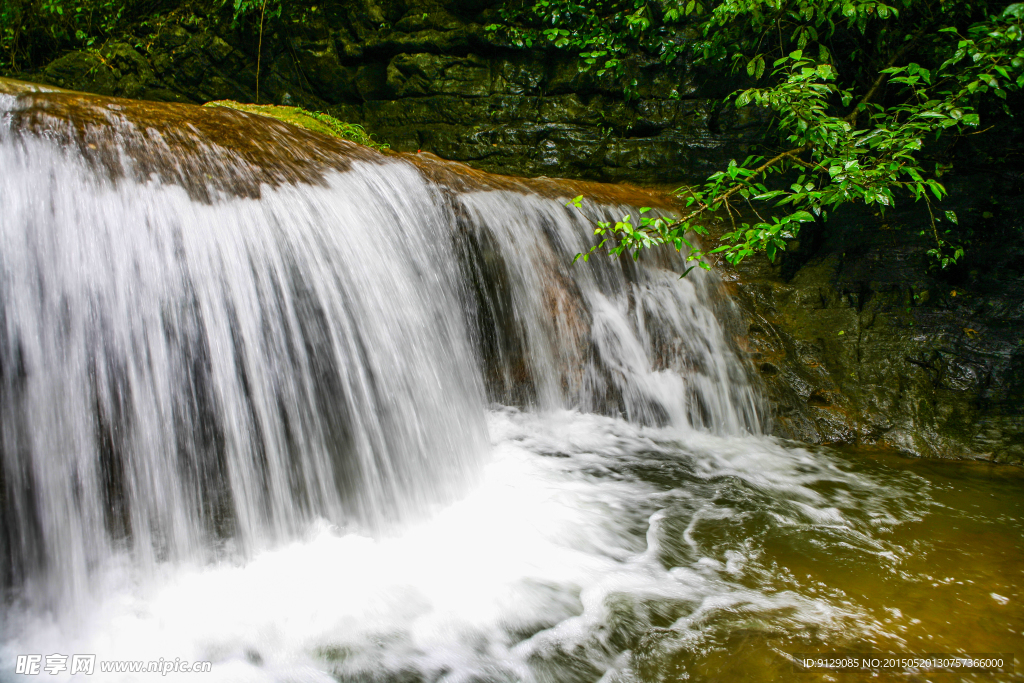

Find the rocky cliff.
[
  {"left": 3, "top": 0, "right": 1023, "bottom": 463},
  {"left": 5, "top": 0, "right": 757, "bottom": 184},
  {"left": 730, "top": 179, "right": 1024, "bottom": 463}
]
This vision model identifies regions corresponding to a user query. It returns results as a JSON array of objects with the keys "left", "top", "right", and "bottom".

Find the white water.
[
  {"left": 4, "top": 409, "right": 931, "bottom": 683},
  {"left": 0, "top": 129, "right": 489, "bottom": 608},
  {"left": 0, "top": 93, "right": 935, "bottom": 682}
]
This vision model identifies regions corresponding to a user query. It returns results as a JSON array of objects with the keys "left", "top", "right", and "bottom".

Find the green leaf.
[{"left": 1003, "top": 3, "right": 1024, "bottom": 19}]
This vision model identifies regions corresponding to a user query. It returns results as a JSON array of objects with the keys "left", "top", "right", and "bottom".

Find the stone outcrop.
[
  {"left": 3, "top": 0, "right": 1023, "bottom": 464},
  {"left": 724, "top": 162, "right": 1024, "bottom": 463},
  {"left": 3, "top": 0, "right": 756, "bottom": 184}
]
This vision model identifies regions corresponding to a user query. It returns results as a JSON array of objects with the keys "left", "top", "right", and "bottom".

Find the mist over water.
[{"left": 1, "top": 93, "right": 1021, "bottom": 682}]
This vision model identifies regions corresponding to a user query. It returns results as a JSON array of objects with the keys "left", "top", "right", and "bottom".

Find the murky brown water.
[{"left": 650, "top": 447, "right": 1023, "bottom": 683}]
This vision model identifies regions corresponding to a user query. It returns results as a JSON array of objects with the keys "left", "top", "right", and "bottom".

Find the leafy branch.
[{"left": 496, "top": 0, "right": 1024, "bottom": 271}]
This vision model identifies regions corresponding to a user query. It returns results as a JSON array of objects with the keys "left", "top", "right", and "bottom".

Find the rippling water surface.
[{"left": 5, "top": 409, "right": 1021, "bottom": 683}]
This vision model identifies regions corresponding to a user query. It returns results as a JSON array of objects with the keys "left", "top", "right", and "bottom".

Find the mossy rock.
[{"left": 203, "top": 100, "right": 388, "bottom": 150}]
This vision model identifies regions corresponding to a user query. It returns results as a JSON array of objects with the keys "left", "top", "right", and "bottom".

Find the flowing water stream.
[{"left": 0, "top": 85, "right": 1021, "bottom": 682}]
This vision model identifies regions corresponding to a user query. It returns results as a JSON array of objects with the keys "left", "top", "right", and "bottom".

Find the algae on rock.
[{"left": 203, "top": 100, "right": 388, "bottom": 150}]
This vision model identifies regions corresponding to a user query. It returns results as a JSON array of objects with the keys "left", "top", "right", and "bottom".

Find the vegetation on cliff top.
[
  {"left": 204, "top": 100, "right": 389, "bottom": 149},
  {"left": 493, "top": 0, "right": 1023, "bottom": 270},
  {"left": 3, "top": 0, "right": 1021, "bottom": 272},
  {"left": 0, "top": 0, "right": 276, "bottom": 74}
]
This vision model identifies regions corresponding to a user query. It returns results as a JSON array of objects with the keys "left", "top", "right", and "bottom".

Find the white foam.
[{"left": 2, "top": 410, "right": 915, "bottom": 682}]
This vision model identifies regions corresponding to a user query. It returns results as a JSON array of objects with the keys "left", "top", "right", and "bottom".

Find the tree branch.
[
  {"left": 845, "top": 29, "right": 927, "bottom": 126},
  {"left": 663, "top": 145, "right": 810, "bottom": 230}
]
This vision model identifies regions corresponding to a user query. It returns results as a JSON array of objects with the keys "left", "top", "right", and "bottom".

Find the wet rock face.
[
  {"left": 725, "top": 170, "right": 1024, "bottom": 464},
  {"left": 0, "top": 78, "right": 684, "bottom": 208},
  {"left": 0, "top": 78, "right": 378, "bottom": 201},
  {"left": 2, "top": 0, "right": 758, "bottom": 185}
]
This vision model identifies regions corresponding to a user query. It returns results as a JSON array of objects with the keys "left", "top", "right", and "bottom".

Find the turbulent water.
[{"left": 0, "top": 88, "right": 1021, "bottom": 683}]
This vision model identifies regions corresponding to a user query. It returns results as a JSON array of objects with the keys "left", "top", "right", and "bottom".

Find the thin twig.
[
  {"left": 256, "top": 0, "right": 268, "bottom": 104},
  {"left": 723, "top": 196, "right": 738, "bottom": 231},
  {"left": 923, "top": 192, "right": 940, "bottom": 247},
  {"left": 743, "top": 194, "right": 767, "bottom": 223},
  {"left": 666, "top": 145, "right": 809, "bottom": 230},
  {"left": 845, "top": 30, "right": 927, "bottom": 126}
]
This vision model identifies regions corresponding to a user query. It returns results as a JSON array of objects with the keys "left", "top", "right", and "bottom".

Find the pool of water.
[{"left": 3, "top": 409, "right": 1020, "bottom": 682}]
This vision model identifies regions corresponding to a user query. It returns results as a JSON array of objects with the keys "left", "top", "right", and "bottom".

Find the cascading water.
[
  {"left": 454, "top": 190, "right": 761, "bottom": 432},
  {"left": 1, "top": 83, "right": 1021, "bottom": 683},
  {"left": 0, "top": 97, "right": 491, "bottom": 606}
]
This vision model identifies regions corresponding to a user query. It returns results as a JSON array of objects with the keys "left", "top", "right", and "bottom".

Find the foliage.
[
  {"left": 494, "top": 0, "right": 1024, "bottom": 270},
  {"left": 228, "top": 0, "right": 279, "bottom": 25},
  {"left": 486, "top": 0, "right": 672, "bottom": 89},
  {"left": 0, "top": 0, "right": 131, "bottom": 70},
  {"left": 204, "top": 100, "right": 390, "bottom": 150},
  {"left": 0, "top": 0, "right": 280, "bottom": 74}
]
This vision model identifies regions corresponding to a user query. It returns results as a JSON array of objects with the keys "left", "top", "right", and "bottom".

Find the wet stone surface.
[
  {"left": 724, "top": 182, "right": 1024, "bottom": 463},
  {"left": 0, "top": 0, "right": 759, "bottom": 185}
]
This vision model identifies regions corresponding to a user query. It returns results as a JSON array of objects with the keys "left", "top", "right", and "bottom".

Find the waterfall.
[
  {"left": 0, "top": 85, "right": 761, "bottom": 612},
  {"left": 454, "top": 189, "right": 761, "bottom": 431}
]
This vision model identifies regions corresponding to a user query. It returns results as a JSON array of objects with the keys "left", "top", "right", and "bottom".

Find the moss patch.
[{"left": 203, "top": 100, "right": 388, "bottom": 151}]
